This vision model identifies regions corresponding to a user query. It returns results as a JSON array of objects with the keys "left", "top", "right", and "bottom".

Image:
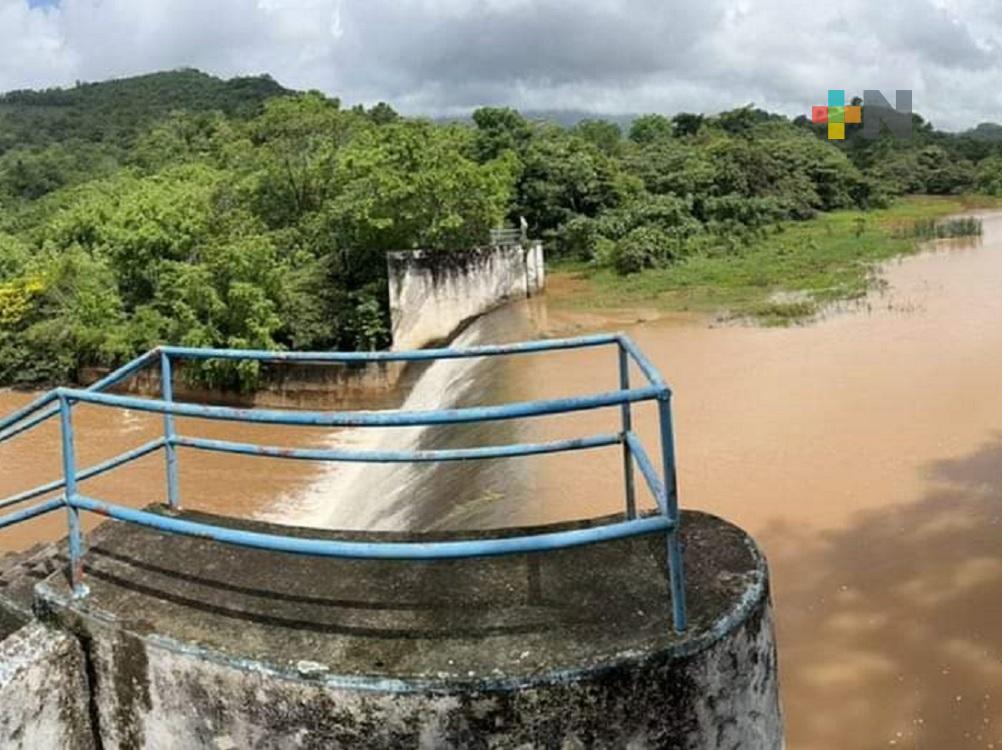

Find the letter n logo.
[{"left": 862, "top": 90, "right": 913, "bottom": 140}]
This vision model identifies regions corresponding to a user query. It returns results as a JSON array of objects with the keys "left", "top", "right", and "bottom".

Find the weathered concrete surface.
[
  {"left": 388, "top": 242, "right": 545, "bottom": 351},
  {"left": 81, "top": 360, "right": 410, "bottom": 410},
  {"left": 0, "top": 540, "right": 63, "bottom": 636},
  {"left": 0, "top": 622, "right": 94, "bottom": 749},
  {"left": 34, "top": 509, "right": 782, "bottom": 748}
]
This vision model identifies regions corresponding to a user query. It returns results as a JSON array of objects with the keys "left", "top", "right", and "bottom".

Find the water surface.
[{"left": 4, "top": 215, "right": 1002, "bottom": 748}]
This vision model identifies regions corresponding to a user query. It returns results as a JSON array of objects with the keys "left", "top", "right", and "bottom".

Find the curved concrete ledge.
[{"left": 32, "top": 509, "right": 782, "bottom": 748}]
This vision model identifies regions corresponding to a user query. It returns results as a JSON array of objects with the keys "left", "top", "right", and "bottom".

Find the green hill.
[
  {"left": 965, "top": 122, "right": 1002, "bottom": 142},
  {"left": 0, "top": 68, "right": 291, "bottom": 155}
]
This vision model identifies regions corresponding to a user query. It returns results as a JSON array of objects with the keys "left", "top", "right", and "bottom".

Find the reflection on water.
[{"left": 4, "top": 214, "right": 1002, "bottom": 747}]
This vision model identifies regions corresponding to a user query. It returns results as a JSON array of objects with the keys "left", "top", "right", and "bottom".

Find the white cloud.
[{"left": 1, "top": 0, "right": 1001, "bottom": 129}]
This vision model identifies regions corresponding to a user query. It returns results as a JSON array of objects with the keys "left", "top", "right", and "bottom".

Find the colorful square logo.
[{"left": 812, "top": 89, "right": 861, "bottom": 140}]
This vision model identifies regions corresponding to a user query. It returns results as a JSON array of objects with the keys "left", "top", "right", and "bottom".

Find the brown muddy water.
[{"left": 4, "top": 214, "right": 1002, "bottom": 747}]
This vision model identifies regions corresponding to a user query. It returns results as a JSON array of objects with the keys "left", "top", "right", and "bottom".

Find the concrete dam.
[{"left": 0, "top": 244, "right": 782, "bottom": 749}]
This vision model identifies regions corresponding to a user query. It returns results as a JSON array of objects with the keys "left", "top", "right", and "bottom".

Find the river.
[{"left": 4, "top": 213, "right": 1002, "bottom": 747}]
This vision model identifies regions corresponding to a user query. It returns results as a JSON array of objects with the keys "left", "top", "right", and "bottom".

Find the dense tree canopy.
[{"left": 0, "top": 70, "right": 1000, "bottom": 387}]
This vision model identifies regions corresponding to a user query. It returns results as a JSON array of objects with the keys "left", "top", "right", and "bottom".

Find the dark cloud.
[
  {"left": 0, "top": 0, "right": 1000, "bottom": 130},
  {"left": 330, "top": 0, "right": 724, "bottom": 104}
]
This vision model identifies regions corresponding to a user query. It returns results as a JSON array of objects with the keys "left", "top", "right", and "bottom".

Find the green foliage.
[
  {"left": 628, "top": 114, "right": 673, "bottom": 144},
  {"left": 0, "top": 250, "right": 123, "bottom": 384},
  {"left": 572, "top": 120, "right": 623, "bottom": 156},
  {"left": 976, "top": 155, "right": 1002, "bottom": 196},
  {"left": 622, "top": 138, "right": 717, "bottom": 198},
  {"left": 1, "top": 71, "right": 1002, "bottom": 387},
  {"left": 868, "top": 146, "right": 976, "bottom": 196},
  {"left": 516, "top": 125, "right": 632, "bottom": 241},
  {"left": 0, "top": 233, "right": 29, "bottom": 280},
  {"left": 557, "top": 196, "right": 1002, "bottom": 325},
  {"left": 324, "top": 120, "right": 516, "bottom": 252},
  {"left": 892, "top": 217, "right": 982, "bottom": 240},
  {"left": 367, "top": 102, "right": 400, "bottom": 125},
  {"left": 0, "top": 69, "right": 289, "bottom": 157},
  {"left": 0, "top": 142, "right": 119, "bottom": 200},
  {"left": 471, "top": 107, "right": 532, "bottom": 162},
  {"left": 0, "top": 81, "right": 522, "bottom": 386},
  {"left": 611, "top": 226, "right": 680, "bottom": 274},
  {"left": 672, "top": 113, "right": 705, "bottom": 137}
]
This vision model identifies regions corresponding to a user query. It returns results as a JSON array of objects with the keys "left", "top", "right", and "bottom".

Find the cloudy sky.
[{"left": 2, "top": 0, "right": 1000, "bottom": 130}]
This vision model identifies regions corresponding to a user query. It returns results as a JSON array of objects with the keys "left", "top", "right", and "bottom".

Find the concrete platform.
[
  {"left": 27, "top": 508, "right": 782, "bottom": 748},
  {"left": 37, "top": 509, "right": 753, "bottom": 685}
]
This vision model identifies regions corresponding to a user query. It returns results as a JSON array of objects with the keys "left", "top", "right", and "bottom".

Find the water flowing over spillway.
[
  {"left": 266, "top": 301, "right": 548, "bottom": 531},
  {"left": 7, "top": 213, "right": 1002, "bottom": 748}
]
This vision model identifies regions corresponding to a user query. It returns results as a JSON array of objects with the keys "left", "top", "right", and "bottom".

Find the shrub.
[{"left": 611, "top": 226, "right": 677, "bottom": 274}]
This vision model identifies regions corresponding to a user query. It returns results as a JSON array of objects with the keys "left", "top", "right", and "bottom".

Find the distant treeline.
[{"left": 1, "top": 70, "right": 1001, "bottom": 387}]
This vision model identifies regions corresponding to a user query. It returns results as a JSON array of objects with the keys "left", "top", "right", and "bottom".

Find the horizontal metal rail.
[
  {"left": 59, "top": 385, "right": 663, "bottom": 428},
  {"left": 0, "top": 497, "right": 64, "bottom": 531},
  {"left": 0, "top": 438, "right": 166, "bottom": 512},
  {"left": 0, "top": 389, "right": 56, "bottom": 437},
  {"left": 0, "top": 333, "right": 688, "bottom": 632},
  {"left": 0, "top": 350, "right": 159, "bottom": 445},
  {"left": 70, "top": 495, "right": 673, "bottom": 560},
  {"left": 175, "top": 433, "right": 621, "bottom": 463},
  {"left": 162, "top": 333, "right": 618, "bottom": 364},
  {"left": 0, "top": 406, "right": 59, "bottom": 446}
]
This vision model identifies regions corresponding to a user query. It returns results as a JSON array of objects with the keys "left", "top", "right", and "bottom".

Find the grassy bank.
[{"left": 548, "top": 195, "right": 1002, "bottom": 324}]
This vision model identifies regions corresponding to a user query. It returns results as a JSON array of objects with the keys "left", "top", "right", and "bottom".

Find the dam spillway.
[{"left": 0, "top": 335, "right": 782, "bottom": 748}]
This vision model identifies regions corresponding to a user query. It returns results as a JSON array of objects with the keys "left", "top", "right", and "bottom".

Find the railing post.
[
  {"left": 657, "top": 390, "right": 687, "bottom": 633},
  {"left": 58, "top": 393, "right": 87, "bottom": 597},
  {"left": 618, "top": 343, "right": 637, "bottom": 519},
  {"left": 161, "top": 349, "right": 180, "bottom": 510}
]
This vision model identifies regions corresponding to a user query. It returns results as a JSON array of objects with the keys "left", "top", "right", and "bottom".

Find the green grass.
[{"left": 550, "top": 195, "right": 1002, "bottom": 324}]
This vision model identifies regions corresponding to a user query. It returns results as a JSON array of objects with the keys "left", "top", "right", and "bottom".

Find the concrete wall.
[
  {"left": 388, "top": 242, "right": 545, "bottom": 351},
  {"left": 23, "top": 509, "right": 782, "bottom": 749},
  {"left": 81, "top": 360, "right": 407, "bottom": 410},
  {"left": 76, "top": 242, "right": 546, "bottom": 406},
  {"left": 60, "top": 583, "right": 780, "bottom": 749},
  {"left": 0, "top": 622, "right": 94, "bottom": 749}
]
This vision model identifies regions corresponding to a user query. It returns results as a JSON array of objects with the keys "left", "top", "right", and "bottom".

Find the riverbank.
[
  {"left": 548, "top": 195, "right": 1002, "bottom": 324},
  {"left": 8, "top": 208, "right": 1002, "bottom": 748}
]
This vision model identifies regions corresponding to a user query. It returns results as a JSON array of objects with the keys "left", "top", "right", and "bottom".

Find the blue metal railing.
[{"left": 0, "top": 334, "right": 687, "bottom": 632}]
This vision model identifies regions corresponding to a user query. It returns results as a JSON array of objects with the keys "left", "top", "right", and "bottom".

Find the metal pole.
[
  {"left": 657, "top": 391, "right": 687, "bottom": 633},
  {"left": 618, "top": 344, "right": 637, "bottom": 519},
  {"left": 161, "top": 350, "right": 180, "bottom": 509},
  {"left": 58, "top": 394, "right": 87, "bottom": 596}
]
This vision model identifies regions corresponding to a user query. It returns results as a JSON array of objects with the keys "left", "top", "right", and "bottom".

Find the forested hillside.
[
  {"left": 1, "top": 70, "right": 1000, "bottom": 388},
  {"left": 0, "top": 69, "right": 289, "bottom": 153},
  {"left": 0, "top": 69, "right": 290, "bottom": 200}
]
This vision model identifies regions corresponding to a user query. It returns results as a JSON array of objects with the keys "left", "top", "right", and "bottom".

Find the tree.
[
  {"left": 367, "top": 102, "right": 400, "bottom": 125},
  {"left": 471, "top": 107, "right": 532, "bottom": 162},
  {"left": 516, "top": 125, "right": 634, "bottom": 242},
  {"left": 324, "top": 120, "right": 517, "bottom": 252},
  {"left": 245, "top": 93, "right": 357, "bottom": 228},
  {"left": 975, "top": 155, "right": 1002, "bottom": 195},
  {"left": 623, "top": 139, "right": 716, "bottom": 198},
  {"left": 572, "top": 119, "right": 622, "bottom": 156},
  {"left": 1, "top": 68, "right": 1001, "bottom": 386},
  {"left": 0, "top": 233, "right": 28, "bottom": 280},
  {"left": 672, "top": 113, "right": 705, "bottom": 137},
  {"left": 628, "top": 114, "right": 673, "bottom": 145}
]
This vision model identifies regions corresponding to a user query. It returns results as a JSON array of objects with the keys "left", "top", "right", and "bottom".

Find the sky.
[{"left": 1, "top": 0, "right": 1001, "bottom": 131}]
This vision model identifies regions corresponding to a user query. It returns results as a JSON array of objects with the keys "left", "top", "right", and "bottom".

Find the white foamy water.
[{"left": 261, "top": 301, "right": 543, "bottom": 530}]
